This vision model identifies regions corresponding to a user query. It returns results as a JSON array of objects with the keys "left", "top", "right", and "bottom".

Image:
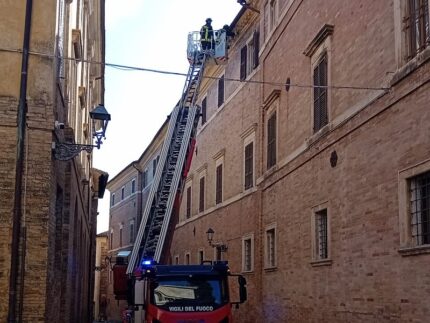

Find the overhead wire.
[{"left": 0, "top": 47, "right": 390, "bottom": 91}]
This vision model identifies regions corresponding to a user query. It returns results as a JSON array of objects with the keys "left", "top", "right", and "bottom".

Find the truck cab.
[{"left": 114, "top": 260, "right": 247, "bottom": 323}]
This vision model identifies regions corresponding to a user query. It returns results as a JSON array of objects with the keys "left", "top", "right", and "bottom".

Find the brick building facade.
[
  {"left": 0, "top": 1, "right": 107, "bottom": 322},
  {"left": 170, "top": 0, "right": 430, "bottom": 322}
]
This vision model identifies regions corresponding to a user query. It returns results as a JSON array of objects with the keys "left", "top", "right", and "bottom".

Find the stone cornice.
[{"left": 303, "top": 24, "right": 334, "bottom": 57}]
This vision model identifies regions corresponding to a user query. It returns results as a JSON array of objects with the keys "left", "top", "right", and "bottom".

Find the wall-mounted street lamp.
[
  {"left": 95, "top": 256, "right": 114, "bottom": 272},
  {"left": 206, "top": 228, "right": 228, "bottom": 252},
  {"left": 53, "top": 104, "right": 111, "bottom": 161}
]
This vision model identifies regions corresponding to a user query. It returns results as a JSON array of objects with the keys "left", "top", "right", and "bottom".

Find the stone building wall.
[{"left": 0, "top": 1, "right": 106, "bottom": 322}]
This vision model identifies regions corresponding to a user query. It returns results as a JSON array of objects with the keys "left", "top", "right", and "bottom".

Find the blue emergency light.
[{"left": 141, "top": 259, "right": 156, "bottom": 267}]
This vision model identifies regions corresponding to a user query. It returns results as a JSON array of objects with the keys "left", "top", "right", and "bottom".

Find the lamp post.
[
  {"left": 53, "top": 104, "right": 111, "bottom": 161},
  {"left": 206, "top": 228, "right": 228, "bottom": 252}
]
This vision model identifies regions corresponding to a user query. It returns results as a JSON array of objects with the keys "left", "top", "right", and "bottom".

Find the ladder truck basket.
[{"left": 187, "top": 30, "right": 228, "bottom": 65}]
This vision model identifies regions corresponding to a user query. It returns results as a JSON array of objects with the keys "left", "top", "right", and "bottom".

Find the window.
[
  {"left": 174, "top": 255, "right": 179, "bottom": 264},
  {"left": 265, "top": 225, "right": 276, "bottom": 268},
  {"left": 111, "top": 193, "right": 115, "bottom": 206},
  {"left": 119, "top": 225, "right": 123, "bottom": 247},
  {"left": 242, "top": 234, "right": 254, "bottom": 272},
  {"left": 267, "top": 111, "right": 277, "bottom": 169},
  {"left": 202, "top": 97, "right": 207, "bottom": 125},
  {"left": 198, "top": 249, "right": 204, "bottom": 264},
  {"left": 311, "top": 203, "right": 331, "bottom": 264},
  {"left": 186, "top": 186, "right": 192, "bottom": 219},
  {"left": 218, "top": 75, "right": 224, "bottom": 108},
  {"left": 315, "top": 209, "right": 328, "bottom": 259},
  {"left": 244, "top": 142, "right": 254, "bottom": 190},
  {"left": 240, "top": 46, "right": 248, "bottom": 81},
  {"left": 185, "top": 253, "right": 190, "bottom": 265},
  {"left": 143, "top": 170, "right": 148, "bottom": 188},
  {"left": 110, "top": 230, "right": 113, "bottom": 249},
  {"left": 121, "top": 187, "right": 125, "bottom": 200},
  {"left": 216, "top": 164, "right": 223, "bottom": 204},
  {"left": 404, "top": 0, "right": 430, "bottom": 60},
  {"left": 215, "top": 247, "right": 222, "bottom": 261},
  {"left": 129, "top": 220, "right": 135, "bottom": 243},
  {"left": 313, "top": 53, "right": 328, "bottom": 132},
  {"left": 410, "top": 171, "right": 430, "bottom": 245},
  {"left": 199, "top": 176, "right": 205, "bottom": 212},
  {"left": 269, "top": 0, "right": 278, "bottom": 32},
  {"left": 131, "top": 179, "right": 136, "bottom": 194},
  {"left": 240, "top": 31, "right": 260, "bottom": 81},
  {"left": 153, "top": 158, "right": 157, "bottom": 176}
]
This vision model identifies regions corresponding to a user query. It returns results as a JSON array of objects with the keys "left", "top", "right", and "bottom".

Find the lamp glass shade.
[
  {"left": 90, "top": 104, "right": 111, "bottom": 121},
  {"left": 206, "top": 228, "right": 214, "bottom": 243}
]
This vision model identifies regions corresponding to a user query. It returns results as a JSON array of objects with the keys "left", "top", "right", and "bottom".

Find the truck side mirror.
[{"left": 238, "top": 276, "right": 247, "bottom": 303}]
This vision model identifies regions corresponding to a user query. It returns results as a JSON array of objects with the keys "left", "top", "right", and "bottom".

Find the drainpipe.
[{"left": 8, "top": 0, "right": 33, "bottom": 322}]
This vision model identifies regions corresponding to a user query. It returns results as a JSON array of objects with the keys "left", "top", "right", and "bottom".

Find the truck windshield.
[{"left": 151, "top": 276, "right": 228, "bottom": 311}]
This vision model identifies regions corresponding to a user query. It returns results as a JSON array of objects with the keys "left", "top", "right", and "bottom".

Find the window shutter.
[
  {"left": 199, "top": 177, "right": 205, "bottom": 212},
  {"left": 218, "top": 75, "right": 225, "bottom": 107},
  {"left": 202, "top": 97, "right": 207, "bottom": 124},
  {"left": 216, "top": 164, "right": 223, "bottom": 204},
  {"left": 245, "top": 143, "right": 254, "bottom": 189},
  {"left": 240, "top": 46, "right": 247, "bottom": 80},
  {"left": 253, "top": 30, "right": 260, "bottom": 68},
  {"left": 186, "top": 186, "right": 191, "bottom": 218},
  {"left": 319, "top": 55, "right": 328, "bottom": 127},
  {"left": 313, "top": 54, "right": 328, "bottom": 132},
  {"left": 267, "top": 113, "right": 277, "bottom": 169}
]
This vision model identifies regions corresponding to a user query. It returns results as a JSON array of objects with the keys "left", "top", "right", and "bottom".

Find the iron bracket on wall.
[{"left": 52, "top": 142, "right": 95, "bottom": 161}]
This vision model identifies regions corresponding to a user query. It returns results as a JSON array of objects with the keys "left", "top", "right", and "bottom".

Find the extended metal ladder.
[{"left": 127, "top": 54, "right": 207, "bottom": 274}]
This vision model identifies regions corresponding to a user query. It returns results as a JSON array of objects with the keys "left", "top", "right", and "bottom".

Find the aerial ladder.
[{"left": 126, "top": 29, "right": 229, "bottom": 273}]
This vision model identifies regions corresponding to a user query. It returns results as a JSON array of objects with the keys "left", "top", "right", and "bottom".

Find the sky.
[{"left": 94, "top": 1, "right": 242, "bottom": 233}]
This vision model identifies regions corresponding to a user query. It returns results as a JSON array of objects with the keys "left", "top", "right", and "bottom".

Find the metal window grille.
[
  {"left": 186, "top": 186, "right": 191, "bottom": 219},
  {"left": 216, "top": 164, "right": 223, "bottom": 204},
  {"left": 266, "top": 229, "right": 275, "bottom": 267},
  {"left": 240, "top": 45, "right": 248, "bottom": 80},
  {"left": 315, "top": 209, "right": 328, "bottom": 259},
  {"left": 202, "top": 97, "right": 207, "bottom": 124},
  {"left": 410, "top": 171, "right": 430, "bottom": 245},
  {"left": 244, "top": 238, "right": 252, "bottom": 271},
  {"left": 267, "top": 112, "right": 277, "bottom": 169},
  {"left": 131, "top": 179, "right": 135, "bottom": 194},
  {"left": 218, "top": 75, "right": 225, "bottom": 107},
  {"left": 111, "top": 193, "right": 115, "bottom": 206},
  {"left": 199, "top": 177, "right": 205, "bottom": 212},
  {"left": 404, "top": 0, "right": 430, "bottom": 59},
  {"left": 313, "top": 54, "right": 328, "bottom": 132},
  {"left": 121, "top": 187, "right": 125, "bottom": 200},
  {"left": 245, "top": 142, "right": 254, "bottom": 189}
]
